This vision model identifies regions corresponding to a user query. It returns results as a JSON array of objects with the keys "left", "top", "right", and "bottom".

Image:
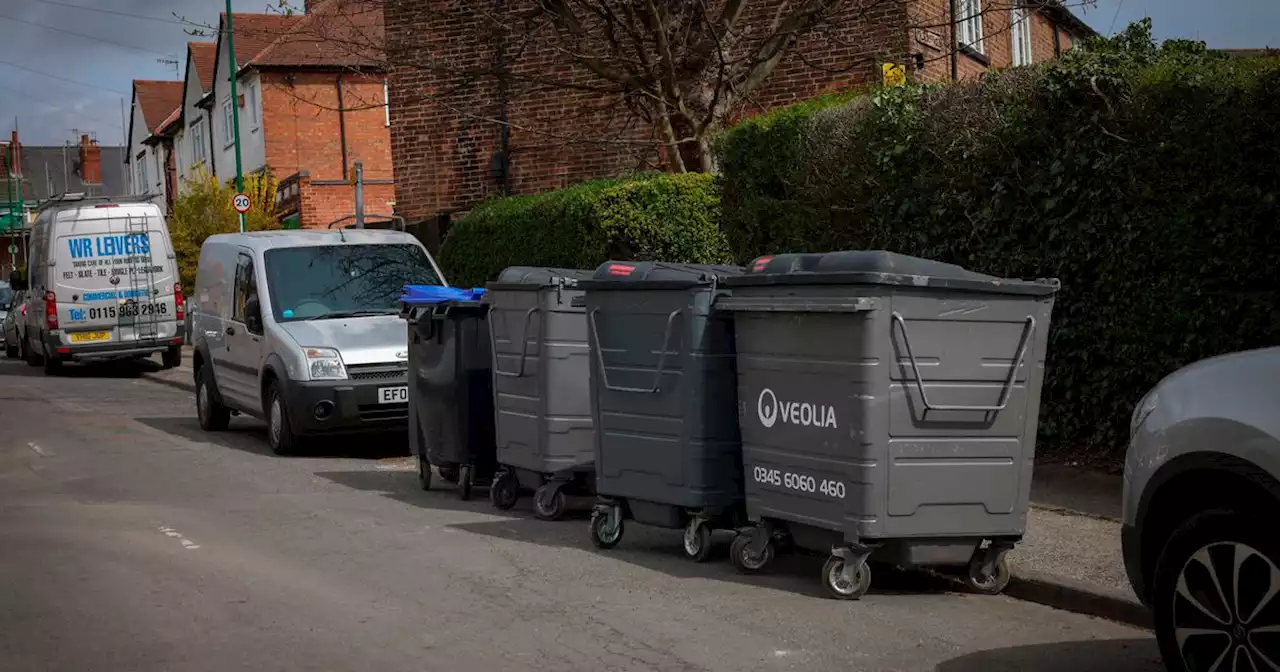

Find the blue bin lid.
[{"left": 401, "top": 285, "right": 487, "bottom": 304}]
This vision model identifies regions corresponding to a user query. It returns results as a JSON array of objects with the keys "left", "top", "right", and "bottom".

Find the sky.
[{"left": 0, "top": 0, "right": 1277, "bottom": 147}]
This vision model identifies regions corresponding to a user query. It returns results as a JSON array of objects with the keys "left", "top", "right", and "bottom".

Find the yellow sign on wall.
[{"left": 882, "top": 63, "right": 907, "bottom": 87}]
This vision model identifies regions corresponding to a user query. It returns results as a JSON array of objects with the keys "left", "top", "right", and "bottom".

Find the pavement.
[
  {"left": 141, "top": 346, "right": 1149, "bottom": 628},
  {"left": 0, "top": 353, "right": 1162, "bottom": 672}
]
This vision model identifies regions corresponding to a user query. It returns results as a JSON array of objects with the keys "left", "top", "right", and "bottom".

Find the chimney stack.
[
  {"left": 78, "top": 134, "right": 102, "bottom": 186},
  {"left": 6, "top": 130, "right": 21, "bottom": 178}
]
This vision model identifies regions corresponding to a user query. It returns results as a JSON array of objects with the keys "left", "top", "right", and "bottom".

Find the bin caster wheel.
[
  {"left": 533, "top": 485, "right": 567, "bottom": 521},
  {"left": 729, "top": 534, "right": 773, "bottom": 574},
  {"left": 438, "top": 464, "right": 460, "bottom": 484},
  {"left": 589, "top": 509, "right": 623, "bottom": 549},
  {"left": 490, "top": 472, "right": 519, "bottom": 510},
  {"left": 682, "top": 519, "right": 713, "bottom": 563},
  {"left": 417, "top": 454, "right": 432, "bottom": 491},
  {"left": 457, "top": 464, "right": 473, "bottom": 501},
  {"left": 965, "top": 554, "right": 1011, "bottom": 595},
  {"left": 822, "top": 554, "right": 871, "bottom": 600}
]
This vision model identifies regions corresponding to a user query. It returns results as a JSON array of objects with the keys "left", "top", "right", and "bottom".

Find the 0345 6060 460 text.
[{"left": 751, "top": 466, "right": 846, "bottom": 499}]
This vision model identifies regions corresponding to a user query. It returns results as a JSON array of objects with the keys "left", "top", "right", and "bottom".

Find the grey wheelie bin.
[
  {"left": 581, "top": 261, "right": 747, "bottom": 562},
  {"left": 718, "top": 251, "right": 1059, "bottom": 599},
  {"left": 485, "top": 267, "right": 596, "bottom": 520},
  {"left": 401, "top": 285, "right": 497, "bottom": 501}
]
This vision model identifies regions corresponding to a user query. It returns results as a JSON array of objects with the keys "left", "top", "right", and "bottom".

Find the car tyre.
[
  {"left": 24, "top": 336, "right": 41, "bottom": 367},
  {"left": 162, "top": 345, "right": 182, "bottom": 369},
  {"left": 42, "top": 345, "right": 62, "bottom": 375},
  {"left": 265, "top": 382, "right": 298, "bottom": 456},
  {"left": 1153, "top": 509, "right": 1280, "bottom": 672},
  {"left": 4, "top": 339, "right": 16, "bottom": 358},
  {"left": 196, "top": 366, "right": 231, "bottom": 431}
]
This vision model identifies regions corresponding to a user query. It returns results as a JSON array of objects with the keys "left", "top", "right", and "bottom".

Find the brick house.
[
  {"left": 385, "top": 0, "right": 1094, "bottom": 249},
  {"left": 162, "top": 1, "right": 392, "bottom": 229}
]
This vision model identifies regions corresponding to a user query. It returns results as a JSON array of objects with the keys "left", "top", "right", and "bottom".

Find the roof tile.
[
  {"left": 133, "top": 80, "right": 184, "bottom": 134},
  {"left": 188, "top": 41, "right": 217, "bottom": 93}
]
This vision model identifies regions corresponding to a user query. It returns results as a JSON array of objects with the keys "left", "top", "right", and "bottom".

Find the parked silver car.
[{"left": 1122, "top": 347, "right": 1280, "bottom": 672}]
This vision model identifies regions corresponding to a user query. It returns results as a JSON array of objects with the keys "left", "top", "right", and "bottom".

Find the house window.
[
  {"left": 222, "top": 97, "right": 234, "bottom": 147},
  {"left": 247, "top": 83, "right": 259, "bottom": 128},
  {"left": 384, "top": 80, "right": 390, "bottom": 127},
  {"left": 956, "top": 0, "right": 985, "bottom": 54},
  {"left": 135, "top": 153, "right": 148, "bottom": 195},
  {"left": 190, "top": 118, "right": 207, "bottom": 165},
  {"left": 1011, "top": 6, "right": 1033, "bottom": 66}
]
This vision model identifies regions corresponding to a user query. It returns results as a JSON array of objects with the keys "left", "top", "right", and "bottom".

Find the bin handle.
[
  {"left": 891, "top": 312, "right": 1035, "bottom": 413},
  {"left": 589, "top": 308, "right": 682, "bottom": 394},
  {"left": 489, "top": 307, "right": 540, "bottom": 378}
]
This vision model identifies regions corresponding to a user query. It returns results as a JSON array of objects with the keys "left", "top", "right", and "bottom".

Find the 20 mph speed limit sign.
[{"left": 232, "top": 193, "right": 252, "bottom": 214}]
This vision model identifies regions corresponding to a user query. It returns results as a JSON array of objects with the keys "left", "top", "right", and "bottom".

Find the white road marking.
[
  {"left": 27, "top": 442, "right": 51, "bottom": 457},
  {"left": 158, "top": 526, "right": 201, "bottom": 550}
]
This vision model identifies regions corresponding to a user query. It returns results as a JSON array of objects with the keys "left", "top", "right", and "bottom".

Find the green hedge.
[
  {"left": 716, "top": 21, "right": 1280, "bottom": 469},
  {"left": 439, "top": 173, "right": 731, "bottom": 287}
]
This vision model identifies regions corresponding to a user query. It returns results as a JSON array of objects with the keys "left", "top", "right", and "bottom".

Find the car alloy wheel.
[{"left": 1173, "top": 541, "right": 1280, "bottom": 671}]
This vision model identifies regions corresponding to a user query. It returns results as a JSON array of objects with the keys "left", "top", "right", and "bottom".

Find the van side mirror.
[{"left": 244, "top": 296, "right": 263, "bottom": 334}]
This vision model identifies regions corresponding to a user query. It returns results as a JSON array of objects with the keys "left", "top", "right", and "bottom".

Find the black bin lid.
[
  {"left": 726, "top": 250, "right": 1059, "bottom": 296},
  {"left": 578, "top": 261, "right": 745, "bottom": 290},
  {"left": 486, "top": 266, "right": 594, "bottom": 291}
]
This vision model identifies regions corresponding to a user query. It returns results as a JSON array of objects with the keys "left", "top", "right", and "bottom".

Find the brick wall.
[
  {"left": 910, "top": 1, "right": 1082, "bottom": 83},
  {"left": 296, "top": 173, "right": 396, "bottom": 229},
  {"left": 386, "top": 1, "right": 1086, "bottom": 248},
  {"left": 385, "top": 0, "right": 914, "bottom": 248},
  {"left": 260, "top": 70, "right": 393, "bottom": 229}
]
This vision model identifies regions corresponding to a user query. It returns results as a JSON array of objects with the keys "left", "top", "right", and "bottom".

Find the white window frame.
[
  {"left": 247, "top": 83, "right": 259, "bottom": 129},
  {"left": 190, "top": 117, "right": 207, "bottom": 166},
  {"left": 135, "top": 154, "right": 148, "bottom": 195},
  {"left": 384, "top": 80, "right": 390, "bottom": 127},
  {"left": 221, "top": 97, "right": 235, "bottom": 148},
  {"left": 1011, "top": 6, "right": 1033, "bottom": 66},
  {"left": 956, "top": 0, "right": 985, "bottom": 54}
]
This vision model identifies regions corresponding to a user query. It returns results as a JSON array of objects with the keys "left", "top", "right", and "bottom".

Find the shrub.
[
  {"left": 169, "top": 169, "right": 282, "bottom": 293},
  {"left": 715, "top": 20, "right": 1280, "bottom": 469},
  {"left": 439, "top": 172, "right": 730, "bottom": 287}
]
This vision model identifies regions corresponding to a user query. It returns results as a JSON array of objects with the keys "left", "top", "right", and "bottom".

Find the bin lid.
[
  {"left": 726, "top": 251, "right": 1059, "bottom": 296},
  {"left": 578, "top": 261, "right": 745, "bottom": 290},
  {"left": 401, "top": 285, "right": 487, "bottom": 304},
  {"left": 485, "top": 267, "right": 594, "bottom": 291}
]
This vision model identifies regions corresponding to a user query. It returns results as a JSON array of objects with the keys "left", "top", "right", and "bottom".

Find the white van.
[
  {"left": 191, "top": 229, "right": 444, "bottom": 455},
  {"left": 16, "top": 195, "right": 184, "bottom": 373}
]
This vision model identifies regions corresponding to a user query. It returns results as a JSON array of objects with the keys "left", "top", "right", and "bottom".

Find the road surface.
[{"left": 0, "top": 357, "right": 1164, "bottom": 671}]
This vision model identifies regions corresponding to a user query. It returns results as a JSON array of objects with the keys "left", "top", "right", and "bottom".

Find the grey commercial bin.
[
  {"left": 718, "top": 251, "right": 1059, "bottom": 600},
  {"left": 580, "top": 261, "right": 747, "bottom": 562},
  {"left": 484, "top": 267, "right": 596, "bottom": 520},
  {"left": 401, "top": 286, "right": 497, "bottom": 501}
]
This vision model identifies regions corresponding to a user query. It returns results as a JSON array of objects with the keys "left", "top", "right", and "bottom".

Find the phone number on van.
[
  {"left": 80, "top": 303, "right": 169, "bottom": 320},
  {"left": 752, "top": 467, "right": 846, "bottom": 499}
]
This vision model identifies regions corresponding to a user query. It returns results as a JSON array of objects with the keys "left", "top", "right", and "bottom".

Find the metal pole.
[
  {"left": 224, "top": 0, "right": 246, "bottom": 232},
  {"left": 353, "top": 161, "right": 364, "bottom": 229}
]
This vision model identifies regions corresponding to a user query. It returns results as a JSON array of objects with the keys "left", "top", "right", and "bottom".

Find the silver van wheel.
[
  {"left": 198, "top": 384, "right": 209, "bottom": 423},
  {"left": 269, "top": 398, "right": 283, "bottom": 447},
  {"left": 1174, "top": 541, "right": 1280, "bottom": 672}
]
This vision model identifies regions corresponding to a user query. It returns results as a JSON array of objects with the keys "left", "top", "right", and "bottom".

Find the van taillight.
[
  {"left": 44, "top": 291, "right": 58, "bottom": 328},
  {"left": 174, "top": 283, "right": 184, "bottom": 321}
]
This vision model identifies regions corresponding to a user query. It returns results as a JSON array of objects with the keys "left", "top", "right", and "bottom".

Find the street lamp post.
[{"left": 224, "top": 0, "right": 246, "bottom": 232}]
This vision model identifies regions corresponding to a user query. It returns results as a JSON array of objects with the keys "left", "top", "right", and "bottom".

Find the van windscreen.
[{"left": 263, "top": 244, "right": 440, "bottom": 322}]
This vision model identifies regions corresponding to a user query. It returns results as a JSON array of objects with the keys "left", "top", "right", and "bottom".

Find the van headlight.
[{"left": 305, "top": 347, "right": 347, "bottom": 380}]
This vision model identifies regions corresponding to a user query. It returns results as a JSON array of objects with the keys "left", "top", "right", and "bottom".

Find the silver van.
[
  {"left": 191, "top": 229, "right": 444, "bottom": 454},
  {"left": 15, "top": 195, "right": 184, "bottom": 373}
]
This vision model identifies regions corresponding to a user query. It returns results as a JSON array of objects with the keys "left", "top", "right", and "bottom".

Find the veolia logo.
[{"left": 756, "top": 388, "right": 838, "bottom": 429}]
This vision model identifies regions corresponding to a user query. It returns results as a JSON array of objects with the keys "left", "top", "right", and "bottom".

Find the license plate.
[
  {"left": 70, "top": 331, "right": 111, "bottom": 343},
  {"left": 377, "top": 386, "right": 409, "bottom": 404}
]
